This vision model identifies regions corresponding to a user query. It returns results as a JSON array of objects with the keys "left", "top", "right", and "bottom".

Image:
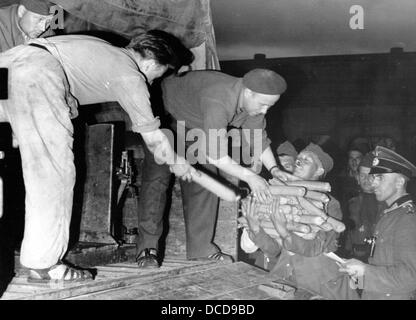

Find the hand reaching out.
[
  {"left": 241, "top": 196, "right": 261, "bottom": 234},
  {"left": 269, "top": 197, "right": 290, "bottom": 239}
]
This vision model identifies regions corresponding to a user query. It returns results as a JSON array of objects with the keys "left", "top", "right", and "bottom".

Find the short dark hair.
[{"left": 127, "top": 30, "right": 194, "bottom": 71}]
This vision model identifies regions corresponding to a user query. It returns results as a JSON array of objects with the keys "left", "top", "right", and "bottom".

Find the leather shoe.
[{"left": 137, "top": 248, "right": 159, "bottom": 269}]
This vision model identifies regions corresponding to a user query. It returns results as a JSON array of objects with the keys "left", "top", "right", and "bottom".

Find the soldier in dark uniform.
[{"left": 339, "top": 146, "right": 416, "bottom": 299}]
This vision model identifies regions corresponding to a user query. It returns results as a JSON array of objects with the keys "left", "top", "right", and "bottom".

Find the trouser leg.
[
  {"left": 1, "top": 47, "right": 75, "bottom": 269},
  {"left": 180, "top": 163, "right": 220, "bottom": 259},
  {"left": 136, "top": 141, "right": 172, "bottom": 254}
]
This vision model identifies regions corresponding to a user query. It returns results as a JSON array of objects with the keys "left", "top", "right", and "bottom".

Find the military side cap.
[
  {"left": 277, "top": 141, "right": 298, "bottom": 159},
  {"left": 242, "top": 69, "right": 287, "bottom": 95},
  {"left": 20, "top": 0, "right": 54, "bottom": 16},
  {"left": 370, "top": 146, "right": 416, "bottom": 178},
  {"left": 303, "top": 142, "right": 334, "bottom": 174}
]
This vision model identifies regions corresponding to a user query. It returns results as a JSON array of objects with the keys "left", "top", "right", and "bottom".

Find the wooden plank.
[
  {"left": 3, "top": 261, "right": 293, "bottom": 300},
  {"left": 6, "top": 260, "right": 219, "bottom": 300},
  {"left": 67, "top": 262, "right": 237, "bottom": 300},
  {"left": 157, "top": 285, "right": 213, "bottom": 300},
  {"left": 2, "top": 284, "right": 52, "bottom": 293},
  {"left": 69, "top": 262, "right": 270, "bottom": 300}
]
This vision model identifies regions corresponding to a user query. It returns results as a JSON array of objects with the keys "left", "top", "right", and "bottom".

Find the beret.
[
  {"left": 20, "top": 0, "right": 53, "bottom": 16},
  {"left": 242, "top": 69, "right": 287, "bottom": 95},
  {"left": 303, "top": 143, "right": 334, "bottom": 174}
]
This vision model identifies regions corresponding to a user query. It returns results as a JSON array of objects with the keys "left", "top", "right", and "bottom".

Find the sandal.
[
  {"left": 137, "top": 248, "right": 159, "bottom": 269},
  {"left": 27, "top": 261, "right": 96, "bottom": 284},
  {"left": 193, "top": 251, "right": 235, "bottom": 263}
]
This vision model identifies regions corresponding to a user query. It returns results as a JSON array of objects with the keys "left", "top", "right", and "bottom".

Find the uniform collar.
[{"left": 384, "top": 194, "right": 413, "bottom": 213}]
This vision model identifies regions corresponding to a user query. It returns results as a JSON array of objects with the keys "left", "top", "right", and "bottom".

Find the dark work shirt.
[{"left": 161, "top": 70, "right": 271, "bottom": 159}]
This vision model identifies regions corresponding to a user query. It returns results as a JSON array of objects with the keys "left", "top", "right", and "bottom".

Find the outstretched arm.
[{"left": 141, "top": 129, "right": 194, "bottom": 180}]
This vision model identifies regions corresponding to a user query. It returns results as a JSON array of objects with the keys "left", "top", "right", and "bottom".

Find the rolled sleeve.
[{"left": 110, "top": 74, "right": 160, "bottom": 133}]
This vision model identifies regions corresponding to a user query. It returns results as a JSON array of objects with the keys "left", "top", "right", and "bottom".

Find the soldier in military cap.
[{"left": 339, "top": 146, "right": 416, "bottom": 299}]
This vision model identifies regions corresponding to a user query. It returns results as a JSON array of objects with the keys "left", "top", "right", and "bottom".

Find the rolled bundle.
[
  {"left": 304, "top": 190, "right": 330, "bottom": 203},
  {"left": 191, "top": 169, "right": 240, "bottom": 202},
  {"left": 309, "top": 199, "right": 325, "bottom": 209},
  {"left": 294, "top": 231, "right": 317, "bottom": 240},
  {"left": 297, "top": 197, "right": 327, "bottom": 219},
  {"left": 279, "top": 196, "right": 299, "bottom": 206},
  {"left": 286, "top": 180, "right": 331, "bottom": 193},
  {"left": 269, "top": 185, "right": 329, "bottom": 203},
  {"left": 318, "top": 222, "right": 333, "bottom": 232},
  {"left": 286, "top": 221, "right": 311, "bottom": 234},
  {"left": 326, "top": 217, "right": 346, "bottom": 233},
  {"left": 293, "top": 214, "right": 326, "bottom": 226},
  {"left": 269, "top": 185, "right": 308, "bottom": 197},
  {"left": 241, "top": 176, "right": 345, "bottom": 243}
]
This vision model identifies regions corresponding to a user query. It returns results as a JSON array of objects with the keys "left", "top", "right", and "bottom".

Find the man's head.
[
  {"left": 241, "top": 69, "right": 286, "bottom": 116},
  {"left": 294, "top": 143, "right": 333, "bottom": 181},
  {"left": 277, "top": 141, "right": 297, "bottom": 173},
  {"left": 370, "top": 146, "right": 416, "bottom": 205},
  {"left": 358, "top": 152, "right": 375, "bottom": 193},
  {"left": 18, "top": 0, "right": 54, "bottom": 39},
  {"left": 127, "top": 30, "right": 193, "bottom": 84},
  {"left": 348, "top": 149, "right": 363, "bottom": 175}
]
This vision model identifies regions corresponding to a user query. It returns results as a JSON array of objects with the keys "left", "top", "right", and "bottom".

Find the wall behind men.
[{"left": 220, "top": 50, "right": 416, "bottom": 164}]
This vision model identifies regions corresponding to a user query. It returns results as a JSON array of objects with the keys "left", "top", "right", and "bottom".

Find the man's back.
[
  {"left": 29, "top": 35, "right": 157, "bottom": 132},
  {"left": 162, "top": 70, "right": 242, "bottom": 129},
  {"left": 32, "top": 35, "right": 140, "bottom": 104}
]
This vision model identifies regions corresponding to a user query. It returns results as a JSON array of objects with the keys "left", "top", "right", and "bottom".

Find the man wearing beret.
[
  {"left": 0, "top": 0, "right": 55, "bottom": 53},
  {"left": 242, "top": 143, "right": 358, "bottom": 299},
  {"left": 339, "top": 146, "right": 416, "bottom": 299},
  {"left": 134, "top": 68, "right": 286, "bottom": 268}
]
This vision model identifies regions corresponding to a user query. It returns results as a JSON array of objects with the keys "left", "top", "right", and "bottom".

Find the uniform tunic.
[
  {"left": 361, "top": 195, "right": 416, "bottom": 300},
  {"left": 346, "top": 192, "right": 384, "bottom": 261},
  {"left": 250, "top": 196, "right": 359, "bottom": 299}
]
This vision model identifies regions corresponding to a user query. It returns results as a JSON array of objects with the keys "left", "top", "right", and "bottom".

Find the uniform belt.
[{"left": 28, "top": 43, "right": 50, "bottom": 53}]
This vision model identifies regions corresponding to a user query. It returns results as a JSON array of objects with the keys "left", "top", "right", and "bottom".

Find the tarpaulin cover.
[{"left": 1, "top": 0, "right": 219, "bottom": 69}]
